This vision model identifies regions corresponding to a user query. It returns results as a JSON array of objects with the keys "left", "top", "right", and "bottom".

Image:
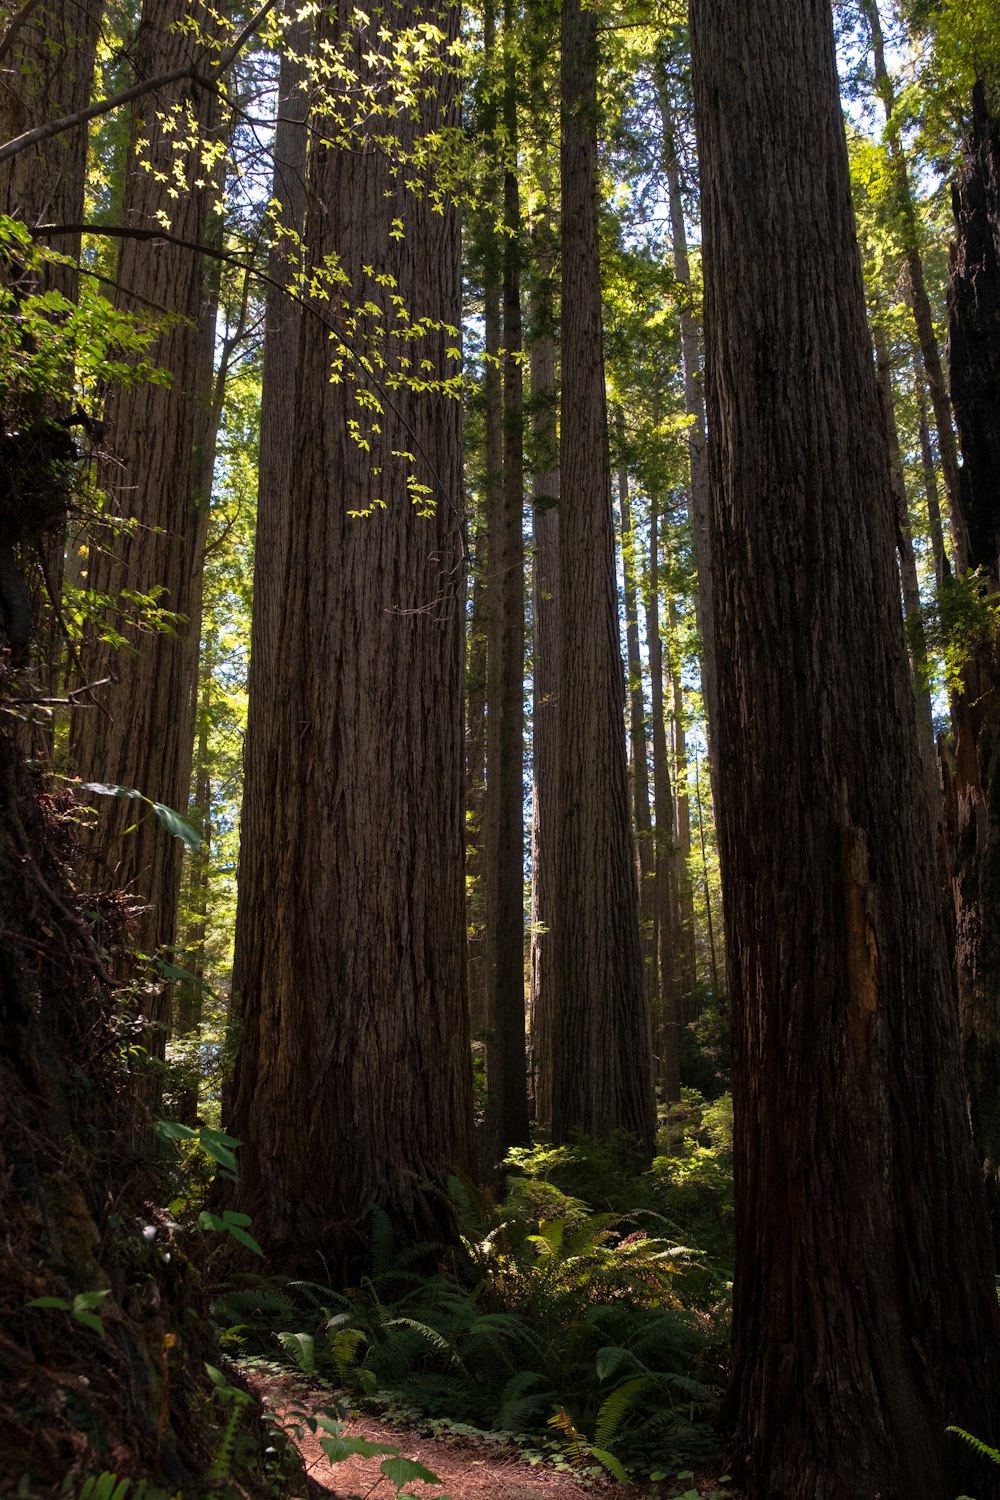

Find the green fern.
[
  {"left": 947, "top": 1426, "right": 1000, "bottom": 1465},
  {"left": 498, "top": 1370, "right": 557, "bottom": 1432},
  {"left": 593, "top": 1376, "right": 646, "bottom": 1451},
  {"left": 276, "top": 1330, "right": 316, "bottom": 1375},
  {"left": 77, "top": 1478, "right": 176, "bottom": 1500}
]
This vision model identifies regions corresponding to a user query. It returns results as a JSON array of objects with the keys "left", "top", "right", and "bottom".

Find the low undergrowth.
[{"left": 215, "top": 1100, "right": 734, "bottom": 1485}]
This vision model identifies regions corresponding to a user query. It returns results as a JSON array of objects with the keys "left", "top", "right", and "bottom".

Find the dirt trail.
[{"left": 249, "top": 1372, "right": 716, "bottom": 1500}]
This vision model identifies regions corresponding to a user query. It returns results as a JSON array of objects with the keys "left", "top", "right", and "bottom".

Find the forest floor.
[{"left": 249, "top": 1372, "right": 731, "bottom": 1500}]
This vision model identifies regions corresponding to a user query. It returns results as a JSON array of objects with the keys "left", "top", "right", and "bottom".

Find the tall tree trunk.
[
  {"left": 693, "top": 756, "right": 720, "bottom": 1004},
  {"left": 913, "top": 345, "right": 950, "bottom": 590},
  {"left": 667, "top": 596, "right": 698, "bottom": 1023},
  {"left": 616, "top": 433, "right": 656, "bottom": 1007},
  {"left": 482, "top": 0, "right": 529, "bottom": 1168},
  {"left": 645, "top": 498, "right": 680, "bottom": 1101},
  {"left": 472, "top": 0, "right": 504, "bottom": 1053},
  {"left": 0, "top": 0, "right": 101, "bottom": 736},
  {"left": 655, "top": 59, "right": 719, "bottom": 775},
  {"left": 70, "top": 0, "right": 222, "bottom": 995},
  {"left": 0, "top": 0, "right": 100, "bottom": 286},
  {"left": 228, "top": 0, "right": 475, "bottom": 1267},
  {"left": 175, "top": 639, "right": 212, "bottom": 1126},
  {"left": 861, "top": 0, "right": 970, "bottom": 572},
  {"left": 466, "top": 524, "right": 489, "bottom": 1039},
  {"left": 945, "top": 81, "right": 1000, "bottom": 1253},
  {"left": 554, "top": 0, "right": 654, "bottom": 1154},
  {"left": 527, "top": 182, "right": 559, "bottom": 1127},
  {"left": 872, "top": 318, "right": 937, "bottom": 786},
  {"left": 691, "top": 2, "right": 1000, "bottom": 1495}
]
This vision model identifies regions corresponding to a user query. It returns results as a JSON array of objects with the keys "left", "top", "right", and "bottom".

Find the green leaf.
[
  {"left": 320, "top": 1436, "right": 398, "bottom": 1462},
  {"left": 81, "top": 781, "right": 144, "bottom": 801},
  {"left": 73, "top": 1289, "right": 111, "bottom": 1312},
  {"left": 154, "top": 1119, "right": 197, "bottom": 1144},
  {"left": 198, "top": 1211, "right": 226, "bottom": 1232},
  {"left": 157, "top": 960, "right": 218, "bottom": 999},
  {"left": 226, "top": 1223, "right": 264, "bottom": 1256},
  {"left": 151, "top": 800, "right": 202, "bottom": 850},
  {"left": 72, "top": 1309, "right": 107, "bottom": 1338},
  {"left": 221, "top": 1210, "right": 253, "bottom": 1227},
  {"left": 80, "top": 783, "right": 201, "bottom": 850},
  {"left": 380, "top": 1456, "right": 443, "bottom": 1487},
  {"left": 201, "top": 1131, "right": 240, "bottom": 1173},
  {"left": 27, "top": 1296, "right": 72, "bottom": 1310}
]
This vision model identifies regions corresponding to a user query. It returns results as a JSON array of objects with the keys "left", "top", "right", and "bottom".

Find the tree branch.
[
  {"left": 0, "top": 0, "right": 44, "bottom": 64},
  {"left": 0, "top": 0, "right": 281, "bottom": 165},
  {"left": 33, "top": 221, "right": 471, "bottom": 552}
]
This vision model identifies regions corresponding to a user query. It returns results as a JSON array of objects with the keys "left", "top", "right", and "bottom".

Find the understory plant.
[{"left": 216, "top": 1124, "right": 734, "bottom": 1479}]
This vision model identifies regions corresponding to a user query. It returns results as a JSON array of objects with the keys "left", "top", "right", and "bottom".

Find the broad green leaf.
[
  {"left": 154, "top": 1120, "right": 197, "bottom": 1143},
  {"left": 73, "top": 1289, "right": 111, "bottom": 1311},
  {"left": 226, "top": 1223, "right": 264, "bottom": 1256},
  {"left": 151, "top": 800, "right": 202, "bottom": 850},
  {"left": 320, "top": 1436, "right": 397, "bottom": 1462},
  {"left": 201, "top": 1131, "right": 240, "bottom": 1173},
  {"left": 27, "top": 1296, "right": 72, "bottom": 1310},
  {"left": 81, "top": 781, "right": 144, "bottom": 801},
  {"left": 80, "top": 783, "right": 201, "bottom": 850},
  {"left": 380, "top": 1456, "right": 443, "bottom": 1487},
  {"left": 72, "top": 1309, "right": 106, "bottom": 1338}
]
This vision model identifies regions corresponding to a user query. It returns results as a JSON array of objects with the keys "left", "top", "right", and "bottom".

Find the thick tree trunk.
[
  {"left": 0, "top": 0, "right": 101, "bottom": 734},
  {"left": 553, "top": 0, "right": 654, "bottom": 1154},
  {"left": 946, "top": 81, "right": 1000, "bottom": 1252},
  {"left": 70, "top": 0, "right": 222, "bottom": 988},
  {"left": 0, "top": 0, "right": 100, "bottom": 281},
  {"left": 527, "top": 187, "right": 559, "bottom": 1126},
  {"left": 691, "top": 3, "right": 1000, "bottom": 1496},
  {"left": 228, "top": 0, "right": 475, "bottom": 1267},
  {"left": 482, "top": 0, "right": 529, "bottom": 1166}
]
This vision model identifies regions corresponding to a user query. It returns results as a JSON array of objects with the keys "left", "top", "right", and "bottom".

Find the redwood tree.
[
  {"left": 553, "top": 0, "right": 654, "bottom": 1154},
  {"left": 228, "top": 0, "right": 475, "bottom": 1265},
  {"left": 946, "top": 81, "right": 1000, "bottom": 1248},
  {"left": 71, "top": 0, "right": 222, "bottom": 977},
  {"left": 690, "top": 2, "right": 1000, "bottom": 1495}
]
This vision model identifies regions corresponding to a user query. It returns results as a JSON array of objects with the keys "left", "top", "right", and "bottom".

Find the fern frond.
[
  {"left": 587, "top": 1445, "right": 628, "bottom": 1483},
  {"left": 594, "top": 1345, "right": 643, "bottom": 1383},
  {"left": 947, "top": 1427, "right": 1000, "bottom": 1466},
  {"left": 276, "top": 1330, "right": 316, "bottom": 1375},
  {"left": 593, "top": 1376, "right": 646, "bottom": 1450}
]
